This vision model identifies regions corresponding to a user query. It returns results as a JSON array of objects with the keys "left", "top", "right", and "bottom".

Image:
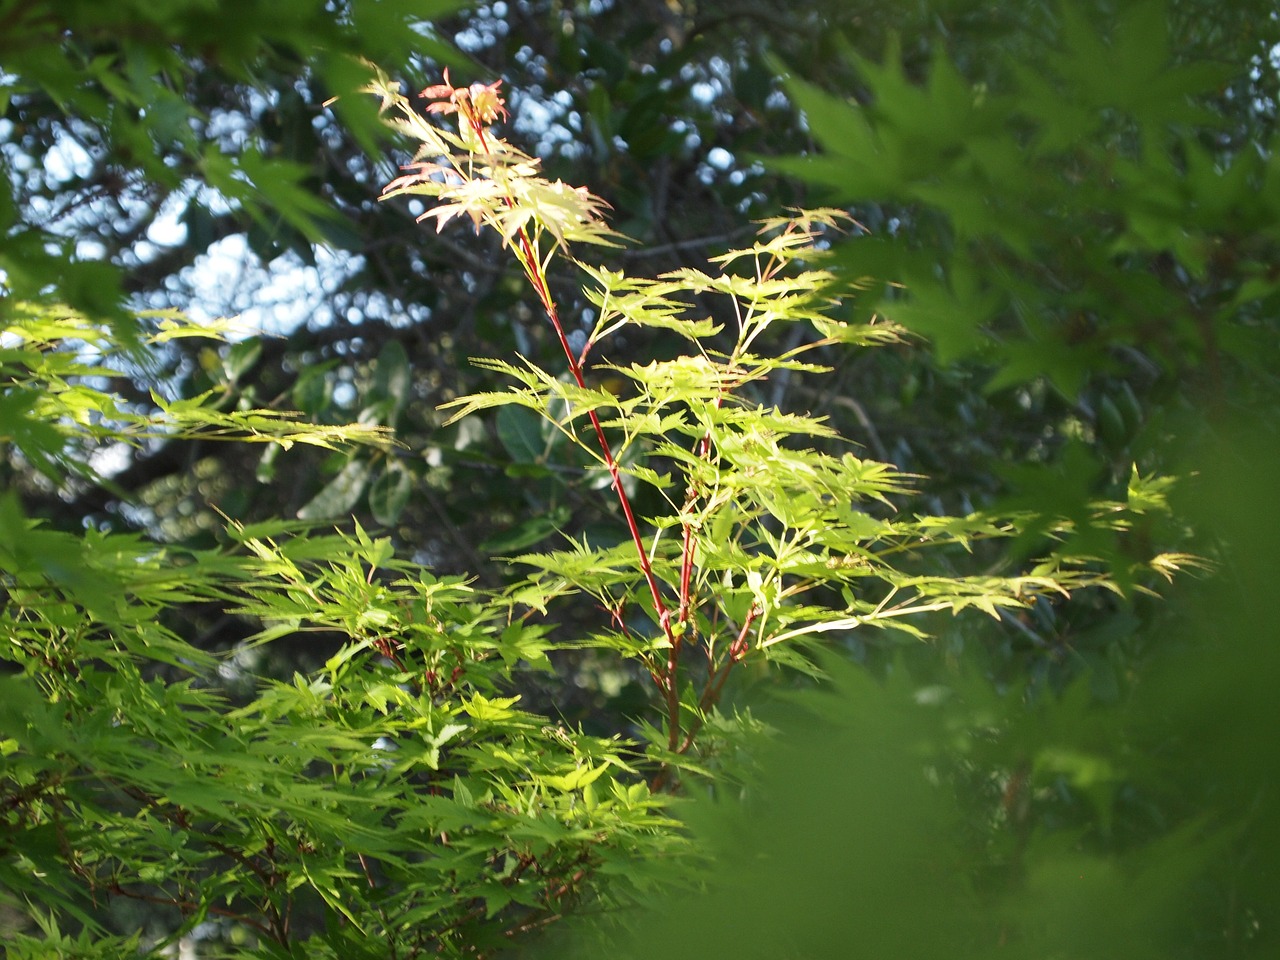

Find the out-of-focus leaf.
[
  {"left": 369, "top": 459, "right": 413, "bottom": 526},
  {"left": 297, "top": 458, "right": 371, "bottom": 520},
  {"left": 496, "top": 404, "right": 546, "bottom": 464},
  {"left": 480, "top": 506, "right": 570, "bottom": 554},
  {"left": 372, "top": 338, "right": 412, "bottom": 423},
  {"left": 223, "top": 336, "right": 262, "bottom": 383}
]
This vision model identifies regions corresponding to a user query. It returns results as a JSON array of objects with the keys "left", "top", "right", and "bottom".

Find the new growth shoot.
[
  {"left": 375, "top": 67, "right": 678, "bottom": 654},
  {"left": 374, "top": 68, "right": 1175, "bottom": 777}
]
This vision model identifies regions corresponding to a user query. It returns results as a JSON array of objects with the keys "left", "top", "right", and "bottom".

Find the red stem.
[
  {"left": 463, "top": 109, "right": 676, "bottom": 650},
  {"left": 456, "top": 97, "right": 765, "bottom": 772},
  {"left": 523, "top": 239, "right": 674, "bottom": 634}
]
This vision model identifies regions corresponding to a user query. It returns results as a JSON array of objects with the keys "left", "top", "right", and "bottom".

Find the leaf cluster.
[
  {"left": 380, "top": 74, "right": 1186, "bottom": 793},
  {"left": 1, "top": 311, "right": 681, "bottom": 956}
]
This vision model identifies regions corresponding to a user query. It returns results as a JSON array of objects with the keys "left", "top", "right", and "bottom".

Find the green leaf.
[
  {"left": 480, "top": 506, "right": 570, "bottom": 554},
  {"left": 372, "top": 338, "right": 412, "bottom": 423},
  {"left": 496, "top": 404, "right": 548, "bottom": 464},
  {"left": 292, "top": 361, "right": 336, "bottom": 415},
  {"left": 297, "top": 458, "right": 371, "bottom": 520},
  {"left": 369, "top": 460, "right": 413, "bottom": 525},
  {"left": 223, "top": 336, "right": 262, "bottom": 383}
]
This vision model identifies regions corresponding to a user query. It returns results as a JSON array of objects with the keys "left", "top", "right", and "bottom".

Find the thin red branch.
[
  {"left": 440, "top": 89, "right": 778, "bottom": 784},
  {"left": 459, "top": 105, "right": 677, "bottom": 649}
]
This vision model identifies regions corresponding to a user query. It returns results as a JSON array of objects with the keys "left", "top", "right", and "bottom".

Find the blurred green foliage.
[{"left": 547, "top": 427, "right": 1277, "bottom": 959}]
